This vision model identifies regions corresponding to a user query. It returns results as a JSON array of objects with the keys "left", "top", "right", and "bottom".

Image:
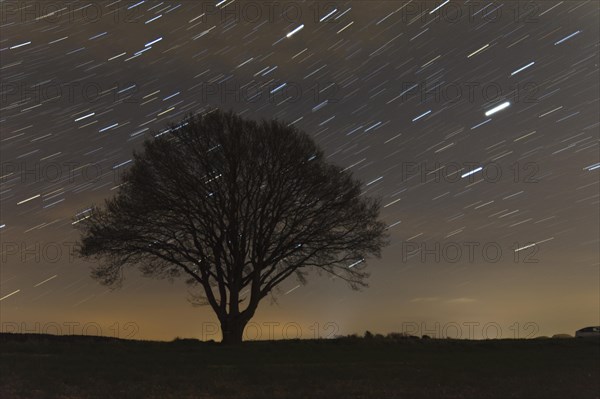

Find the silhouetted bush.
[
  {"left": 551, "top": 334, "right": 573, "bottom": 339},
  {"left": 386, "top": 332, "right": 419, "bottom": 340},
  {"left": 171, "top": 337, "right": 201, "bottom": 344}
]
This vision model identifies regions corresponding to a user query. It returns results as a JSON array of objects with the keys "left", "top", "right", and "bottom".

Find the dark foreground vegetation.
[{"left": 1, "top": 333, "right": 598, "bottom": 399}]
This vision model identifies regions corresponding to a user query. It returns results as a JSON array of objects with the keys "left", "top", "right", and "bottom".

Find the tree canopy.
[{"left": 77, "top": 109, "right": 388, "bottom": 343}]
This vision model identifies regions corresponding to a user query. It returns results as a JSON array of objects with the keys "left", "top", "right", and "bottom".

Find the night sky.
[{"left": 1, "top": 1, "right": 598, "bottom": 341}]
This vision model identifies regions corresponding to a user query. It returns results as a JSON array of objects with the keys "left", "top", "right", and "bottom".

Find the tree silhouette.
[{"left": 77, "top": 109, "right": 388, "bottom": 344}]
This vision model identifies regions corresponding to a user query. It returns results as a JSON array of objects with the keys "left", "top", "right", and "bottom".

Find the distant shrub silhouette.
[
  {"left": 551, "top": 334, "right": 573, "bottom": 339},
  {"left": 172, "top": 337, "right": 201, "bottom": 344},
  {"left": 386, "top": 332, "right": 418, "bottom": 340},
  {"left": 339, "top": 332, "right": 423, "bottom": 341}
]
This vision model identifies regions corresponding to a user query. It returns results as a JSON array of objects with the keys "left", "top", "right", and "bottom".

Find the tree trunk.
[{"left": 220, "top": 316, "right": 247, "bottom": 344}]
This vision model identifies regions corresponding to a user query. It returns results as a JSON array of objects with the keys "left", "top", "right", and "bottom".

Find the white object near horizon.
[{"left": 575, "top": 326, "right": 600, "bottom": 338}]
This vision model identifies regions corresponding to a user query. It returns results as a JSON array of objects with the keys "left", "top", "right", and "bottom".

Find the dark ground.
[{"left": 1, "top": 333, "right": 598, "bottom": 399}]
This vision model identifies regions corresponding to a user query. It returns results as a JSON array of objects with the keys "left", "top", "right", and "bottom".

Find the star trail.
[{"left": 0, "top": 1, "right": 598, "bottom": 340}]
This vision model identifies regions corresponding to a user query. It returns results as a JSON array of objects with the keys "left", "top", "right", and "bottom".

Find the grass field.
[{"left": 1, "top": 333, "right": 598, "bottom": 399}]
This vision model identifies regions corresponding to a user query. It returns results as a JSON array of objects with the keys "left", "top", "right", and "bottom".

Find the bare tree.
[{"left": 77, "top": 109, "right": 388, "bottom": 344}]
